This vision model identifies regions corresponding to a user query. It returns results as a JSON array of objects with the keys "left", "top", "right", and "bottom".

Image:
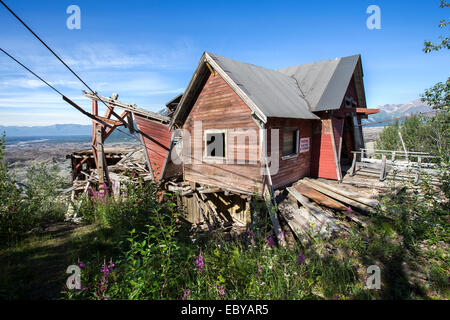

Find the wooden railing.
[{"left": 349, "top": 148, "right": 439, "bottom": 182}]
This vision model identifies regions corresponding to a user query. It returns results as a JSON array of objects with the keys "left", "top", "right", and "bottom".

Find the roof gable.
[
  {"left": 278, "top": 54, "right": 363, "bottom": 112},
  {"left": 207, "top": 53, "right": 318, "bottom": 120}
]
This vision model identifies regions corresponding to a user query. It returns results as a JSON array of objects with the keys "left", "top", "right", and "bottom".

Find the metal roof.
[
  {"left": 207, "top": 53, "right": 319, "bottom": 119},
  {"left": 277, "top": 54, "right": 361, "bottom": 112},
  {"left": 170, "top": 52, "right": 364, "bottom": 128}
]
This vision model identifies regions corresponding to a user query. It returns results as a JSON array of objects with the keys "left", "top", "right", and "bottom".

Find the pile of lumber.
[
  {"left": 278, "top": 178, "right": 379, "bottom": 241},
  {"left": 108, "top": 148, "right": 153, "bottom": 181}
]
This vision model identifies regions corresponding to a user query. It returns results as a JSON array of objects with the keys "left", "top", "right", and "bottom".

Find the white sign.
[{"left": 299, "top": 137, "right": 310, "bottom": 153}]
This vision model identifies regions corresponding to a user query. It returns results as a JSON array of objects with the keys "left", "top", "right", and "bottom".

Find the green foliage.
[
  {"left": 421, "top": 78, "right": 450, "bottom": 112},
  {"left": 423, "top": 1, "right": 449, "bottom": 53},
  {"left": 0, "top": 133, "right": 68, "bottom": 243},
  {"left": 375, "top": 112, "right": 449, "bottom": 161}
]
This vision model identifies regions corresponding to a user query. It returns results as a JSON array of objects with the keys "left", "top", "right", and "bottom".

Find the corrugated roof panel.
[
  {"left": 207, "top": 53, "right": 318, "bottom": 119},
  {"left": 278, "top": 55, "right": 360, "bottom": 112}
]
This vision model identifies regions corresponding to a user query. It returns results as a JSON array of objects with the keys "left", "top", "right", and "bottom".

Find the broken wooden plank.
[
  {"left": 300, "top": 179, "right": 375, "bottom": 213},
  {"left": 263, "top": 159, "right": 286, "bottom": 246},
  {"left": 277, "top": 200, "right": 313, "bottom": 241},
  {"left": 294, "top": 183, "right": 348, "bottom": 211},
  {"left": 303, "top": 178, "right": 379, "bottom": 208},
  {"left": 198, "top": 187, "right": 222, "bottom": 194},
  {"left": 286, "top": 187, "right": 340, "bottom": 235}
]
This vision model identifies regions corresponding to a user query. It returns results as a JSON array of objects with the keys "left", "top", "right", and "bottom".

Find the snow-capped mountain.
[{"left": 364, "top": 99, "right": 432, "bottom": 125}]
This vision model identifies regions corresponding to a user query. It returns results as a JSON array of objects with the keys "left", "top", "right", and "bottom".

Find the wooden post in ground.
[
  {"left": 263, "top": 158, "right": 286, "bottom": 246},
  {"left": 379, "top": 154, "right": 387, "bottom": 181},
  {"left": 350, "top": 152, "right": 357, "bottom": 176}
]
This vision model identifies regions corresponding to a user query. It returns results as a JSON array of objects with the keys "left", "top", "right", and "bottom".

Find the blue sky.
[{"left": 0, "top": 0, "right": 448, "bottom": 126}]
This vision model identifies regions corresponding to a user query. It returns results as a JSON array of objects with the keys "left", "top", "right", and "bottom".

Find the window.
[
  {"left": 282, "top": 128, "right": 299, "bottom": 157},
  {"left": 204, "top": 130, "right": 226, "bottom": 158}
]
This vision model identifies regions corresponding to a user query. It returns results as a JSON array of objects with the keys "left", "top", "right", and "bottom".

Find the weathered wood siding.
[
  {"left": 311, "top": 118, "right": 339, "bottom": 180},
  {"left": 134, "top": 115, "right": 173, "bottom": 181},
  {"left": 267, "top": 118, "right": 312, "bottom": 189},
  {"left": 183, "top": 72, "right": 262, "bottom": 194}
]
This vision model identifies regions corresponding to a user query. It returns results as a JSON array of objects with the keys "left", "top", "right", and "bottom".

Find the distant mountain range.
[
  {"left": 0, "top": 99, "right": 433, "bottom": 137},
  {"left": 0, "top": 124, "right": 92, "bottom": 137},
  {"left": 0, "top": 123, "right": 136, "bottom": 144},
  {"left": 364, "top": 99, "right": 433, "bottom": 126}
]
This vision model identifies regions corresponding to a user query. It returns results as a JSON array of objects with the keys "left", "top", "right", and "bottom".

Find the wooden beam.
[
  {"left": 294, "top": 183, "right": 348, "bottom": 211},
  {"left": 83, "top": 91, "right": 170, "bottom": 123},
  {"left": 263, "top": 158, "right": 286, "bottom": 246},
  {"left": 127, "top": 112, "right": 135, "bottom": 134},
  {"left": 380, "top": 154, "right": 387, "bottom": 181},
  {"left": 286, "top": 187, "right": 340, "bottom": 234},
  {"left": 301, "top": 179, "right": 376, "bottom": 212}
]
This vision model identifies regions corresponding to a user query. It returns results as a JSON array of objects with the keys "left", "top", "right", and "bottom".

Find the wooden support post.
[
  {"left": 380, "top": 154, "right": 387, "bottom": 181},
  {"left": 398, "top": 131, "right": 409, "bottom": 162},
  {"left": 127, "top": 112, "right": 135, "bottom": 134},
  {"left": 95, "top": 126, "right": 109, "bottom": 193},
  {"left": 263, "top": 158, "right": 286, "bottom": 246},
  {"left": 415, "top": 156, "right": 422, "bottom": 183},
  {"left": 350, "top": 152, "right": 357, "bottom": 176}
]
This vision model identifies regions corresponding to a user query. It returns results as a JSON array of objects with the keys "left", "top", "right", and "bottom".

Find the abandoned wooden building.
[
  {"left": 169, "top": 52, "right": 379, "bottom": 193},
  {"left": 67, "top": 52, "right": 392, "bottom": 240}
]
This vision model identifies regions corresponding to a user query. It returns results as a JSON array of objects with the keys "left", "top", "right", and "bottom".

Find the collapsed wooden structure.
[{"left": 65, "top": 52, "right": 441, "bottom": 243}]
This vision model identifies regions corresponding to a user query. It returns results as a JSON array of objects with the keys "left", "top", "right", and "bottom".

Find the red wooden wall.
[
  {"left": 134, "top": 115, "right": 173, "bottom": 181},
  {"left": 183, "top": 72, "right": 263, "bottom": 194},
  {"left": 267, "top": 118, "right": 312, "bottom": 189},
  {"left": 310, "top": 119, "right": 339, "bottom": 180}
]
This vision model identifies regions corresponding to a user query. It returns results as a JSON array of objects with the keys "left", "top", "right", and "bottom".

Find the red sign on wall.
[{"left": 300, "top": 137, "right": 310, "bottom": 153}]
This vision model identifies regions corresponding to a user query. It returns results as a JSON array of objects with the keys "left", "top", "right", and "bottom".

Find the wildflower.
[
  {"left": 181, "top": 289, "right": 191, "bottom": 300},
  {"left": 214, "top": 284, "right": 225, "bottom": 298},
  {"left": 257, "top": 263, "right": 262, "bottom": 274},
  {"left": 347, "top": 206, "right": 353, "bottom": 212},
  {"left": 297, "top": 253, "right": 305, "bottom": 265},
  {"left": 284, "top": 272, "right": 290, "bottom": 278},
  {"left": 195, "top": 250, "right": 205, "bottom": 273},
  {"left": 101, "top": 259, "right": 110, "bottom": 276},
  {"left": 77, "top": 258, "right": 85, "bottom": 268},
  {"left": 293, "top": 271, "right": 298, "bottom": 276},
  {"left": 108, "top": 258, "right": 115, "bottom": 269},
  {"left": 266, "top": 235, "right": 275, "bottom": 248}
]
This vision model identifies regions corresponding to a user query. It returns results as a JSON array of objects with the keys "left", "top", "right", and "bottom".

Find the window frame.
[
  {"left": 281, "top": 127, "right": 299, "bottom": 160},
  {"left": 203, "top": 129, "right": 227, "bottom": 161}
]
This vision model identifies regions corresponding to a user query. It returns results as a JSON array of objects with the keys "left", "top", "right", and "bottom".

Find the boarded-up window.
[
  {"left": 205, "top": 131, "right": 226, "bottom": 158},
  {"left": 282, "top": 129, "right": 298, "bottom": 157}
]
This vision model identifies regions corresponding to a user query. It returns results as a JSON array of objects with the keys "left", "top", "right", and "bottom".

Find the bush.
[{"left": 0, "top": 134, "right": 68, "bottom": 243}]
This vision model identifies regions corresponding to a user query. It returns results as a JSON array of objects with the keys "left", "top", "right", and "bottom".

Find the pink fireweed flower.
[
  {"left": 296, "top": 253, "right": 305, "bottom": 265},
  {"left": 78, "top": 258, "right": 85, "bottom": 268},
  {"left": 108, "top": 258, "right": 115, "bottom": 269},
  {"left": 181, "top": 289, "right": 191, "bottom": 300},
  {"left": 266, "top": 235, "right": 275, "bottom": 248},
  {"left": 195, "top": 250, "right": 205, "bottom": 273},
  {"left": 347, "top": 206, "right": 353, "bottom": 212},
  {"left": 214, "top": 284, "right": 225, "bottom": 298},
  {"left": 257, "top": 263, "right": 262, "bottom": 274},
  {"left": 101, "top": 259, "right": 111, "bottom": 276}
]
